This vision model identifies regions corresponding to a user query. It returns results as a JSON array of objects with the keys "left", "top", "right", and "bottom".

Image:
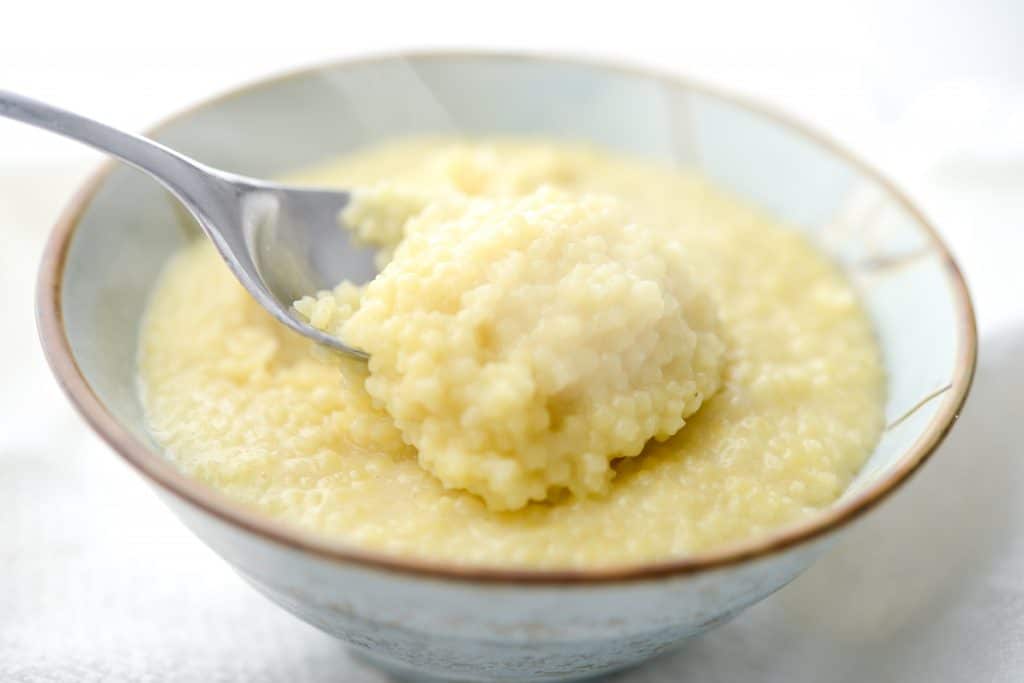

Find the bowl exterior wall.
[{"left": 165, "top": 490, "right": 825, "bottom": 681}]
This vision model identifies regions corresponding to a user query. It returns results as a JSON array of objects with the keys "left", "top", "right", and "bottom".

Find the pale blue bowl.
[{"left": 38, "top": 52, "right": 976, "bottom": 682}]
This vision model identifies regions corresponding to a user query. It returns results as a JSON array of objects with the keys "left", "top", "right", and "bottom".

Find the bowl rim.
[{"left": 36, "top": 50, "right": 978, "bottom": 585}]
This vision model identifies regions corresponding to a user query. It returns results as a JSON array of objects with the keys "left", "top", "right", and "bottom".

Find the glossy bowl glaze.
[{"left": 37, "top": 52, "right": 976, "bottom": 682}]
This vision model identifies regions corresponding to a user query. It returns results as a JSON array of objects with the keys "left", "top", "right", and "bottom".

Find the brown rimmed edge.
[{"left": 35, "top": 50, "right": 978, "bottom": 585}]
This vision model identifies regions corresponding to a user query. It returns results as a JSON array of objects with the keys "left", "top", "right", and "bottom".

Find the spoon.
[{"left": 0, "top": 90, "right": 374, "bottom": 359}]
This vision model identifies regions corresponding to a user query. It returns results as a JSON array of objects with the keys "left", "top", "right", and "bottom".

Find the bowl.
[{"left": 37, "top": 52, "right": 976, "bottom": 682}]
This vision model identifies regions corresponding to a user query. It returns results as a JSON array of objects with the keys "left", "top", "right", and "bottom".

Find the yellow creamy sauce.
[{"left": 139, "top": 139, "right": 885, "bottom": 568}]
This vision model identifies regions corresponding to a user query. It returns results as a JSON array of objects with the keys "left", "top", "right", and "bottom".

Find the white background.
[{"left": 1, "top": 1, "right": 1022, "bottom": 681}]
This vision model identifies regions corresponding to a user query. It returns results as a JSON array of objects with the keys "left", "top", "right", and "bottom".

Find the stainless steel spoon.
[{"left": 0, "top": 90, "right": 374, "bottom": 359}]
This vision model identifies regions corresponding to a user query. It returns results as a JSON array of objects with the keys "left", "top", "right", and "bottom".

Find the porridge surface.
[{"left": 139, "top": 138, "right": 885, "bottom": 568}]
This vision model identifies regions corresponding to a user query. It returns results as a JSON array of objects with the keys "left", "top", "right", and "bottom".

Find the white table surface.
[{"left": 2, "top": 24, "right": 1023, "bottom": 680}]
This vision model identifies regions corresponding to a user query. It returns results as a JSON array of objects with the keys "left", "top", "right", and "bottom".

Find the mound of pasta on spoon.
[{"left": 298, "top": 184, "right": 725, "bottom": 510}]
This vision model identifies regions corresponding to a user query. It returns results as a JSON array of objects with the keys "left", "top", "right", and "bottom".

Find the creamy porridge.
[{"left": 138, "top": 138, "right": 885, "bottom": 568}]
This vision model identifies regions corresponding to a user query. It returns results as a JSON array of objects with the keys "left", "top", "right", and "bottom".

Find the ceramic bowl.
[{"left": 37, "top": 52, "right": 976, "bottom": 682}]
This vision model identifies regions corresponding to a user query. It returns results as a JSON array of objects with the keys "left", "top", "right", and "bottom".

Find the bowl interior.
[{"left": 55, "top": 54, "right": 972, "bottom": 553}]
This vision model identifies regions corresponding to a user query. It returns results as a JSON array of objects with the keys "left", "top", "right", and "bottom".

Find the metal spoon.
[{"left": 0, "top": 90, "right": 374, "bottom": 360}]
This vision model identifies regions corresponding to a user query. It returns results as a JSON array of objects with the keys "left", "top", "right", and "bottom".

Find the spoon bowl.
[{"left": 0, "top": 90, "right": 372, "bottom": 358}]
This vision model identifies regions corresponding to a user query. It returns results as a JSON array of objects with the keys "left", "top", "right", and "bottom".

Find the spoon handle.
[{"left": 0, "top": 90, "right": 221, "bottom": 207}]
